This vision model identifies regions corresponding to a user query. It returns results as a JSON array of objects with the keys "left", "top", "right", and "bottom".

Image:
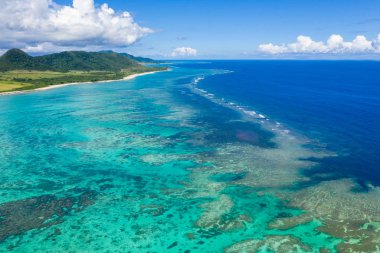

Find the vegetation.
[
  {"left": 101, "top": 50, "right": 157, "bottom": 63},
  {"left": 0, "top": 49, "right": 150, "bottom": 72},
  {"left": 0, "top": 49, "right": 166, "bottom": 93},
  {"left": 0, "top": 67, "right": 165, "bottom": 93}
]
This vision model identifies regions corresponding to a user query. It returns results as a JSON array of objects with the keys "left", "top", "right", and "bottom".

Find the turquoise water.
[{"left": 0, "top": 65, "right": 374, "bottom": 252}]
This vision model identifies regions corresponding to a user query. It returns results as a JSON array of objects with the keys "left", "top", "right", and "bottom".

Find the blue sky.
[{"left": 1, "top": 0, "right": 380, "bottom": 59}]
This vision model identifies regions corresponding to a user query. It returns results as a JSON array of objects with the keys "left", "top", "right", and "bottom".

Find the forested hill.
[
  {"left": 100, "top": 50, "right": 156, "bottom": 63},
  {"left": 0, "top": 49, "right": 155, "bottom": 72}
]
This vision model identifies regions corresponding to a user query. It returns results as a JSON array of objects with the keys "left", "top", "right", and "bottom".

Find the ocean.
[
  {"left": 188, "top": 60, "right": 380, "bottom": 189},
  {"left": 0, "top": 61, "right": 379, "bottom": 252}
]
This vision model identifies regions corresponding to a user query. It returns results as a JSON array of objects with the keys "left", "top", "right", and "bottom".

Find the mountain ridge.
[{"left": 0, "top": 49, "right": 157, "bottom": 72}]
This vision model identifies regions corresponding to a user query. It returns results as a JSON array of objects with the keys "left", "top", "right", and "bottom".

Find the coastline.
[{"left": 0, "top": 70, "right": 167, "bottom": 96}]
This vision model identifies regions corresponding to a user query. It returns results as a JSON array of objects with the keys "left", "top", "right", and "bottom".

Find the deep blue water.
[{"left": 178, "top": 60, "right": 380, "bottom": 189}]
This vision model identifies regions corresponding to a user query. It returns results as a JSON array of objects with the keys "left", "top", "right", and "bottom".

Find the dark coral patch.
[
  {"left": 209, "top": 172, "right": 247, "bottom": 183},
  {"left": 0, "top": 189, "right": 97, "bottom": 242}
]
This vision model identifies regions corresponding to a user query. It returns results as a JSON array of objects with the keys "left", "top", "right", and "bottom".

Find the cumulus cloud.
[
  {"left": 259, "top": 34, "right": 379, "bottom": 54},
  {"left": 0, "top": 0, "right": 153, "bottom": 52},
  {"left": 171, "top": 47, "right": 197, "bottom": 57}
]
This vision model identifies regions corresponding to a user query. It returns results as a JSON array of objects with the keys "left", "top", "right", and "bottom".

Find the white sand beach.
[{"left": 0, "top": 70, "right": 167, "bottom": 96}]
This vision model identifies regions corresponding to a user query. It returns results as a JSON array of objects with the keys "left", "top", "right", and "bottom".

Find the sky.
[{"left": 1, "top": 0, "right": 380, "bottom": 59}]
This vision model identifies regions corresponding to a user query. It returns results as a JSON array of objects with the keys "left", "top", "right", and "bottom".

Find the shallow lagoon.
[{"left": 0, "top": 64, "right": 378, "bottom": 252}]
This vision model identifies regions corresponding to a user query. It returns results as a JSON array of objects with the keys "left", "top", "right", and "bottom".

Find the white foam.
[
  {"left": 192, "top": 77, "right": 205, "bottom": 86},
  {"left": 189, "top": 74, "right": 300, "bottom": 141},
  {"left": 243, "top": 110, "right": 257, "bottom": 117}
]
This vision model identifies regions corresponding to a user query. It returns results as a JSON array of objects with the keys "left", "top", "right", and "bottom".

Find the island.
[{"left": 0, "top": 49, "right": 166, "bottom": 93}]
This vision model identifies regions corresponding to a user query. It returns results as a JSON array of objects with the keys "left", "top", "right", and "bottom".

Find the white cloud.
[
  {"left": 259, "top": 34, "right": 379, "bottom": 54},
  {"left": 0, "top": 0, "right": 153, "bottom": 52},
  {"left": 171, "top": 47, "right": 197, "bottom": 57},
  {"left": 258, "top": 43, "right": 288, "bottom": 54}
]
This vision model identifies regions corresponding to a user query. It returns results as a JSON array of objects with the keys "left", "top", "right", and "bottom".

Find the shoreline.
[{"left": 0, "top": 70, "right": 167, "bottom": 96}]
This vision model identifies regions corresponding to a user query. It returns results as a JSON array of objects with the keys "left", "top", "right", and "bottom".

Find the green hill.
[
  {"left": 0, "top": 49, "right": 146, "bottom": 72},
  {"left": 0, "top": 49, "right": 166, "bottom": 93},
  {"left": 119, "top": 53, "right": 157, "bottom": 63},
  {"left": 100, "top": 50, "right": 156, "bottom": 63},
  {"left": 0, "top": 49, "right": 45, "bottom": 71}
]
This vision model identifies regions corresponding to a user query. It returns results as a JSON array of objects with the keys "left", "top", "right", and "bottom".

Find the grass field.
[{"left": 0, "top": 67, "right": 164, "bottom": 93}]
